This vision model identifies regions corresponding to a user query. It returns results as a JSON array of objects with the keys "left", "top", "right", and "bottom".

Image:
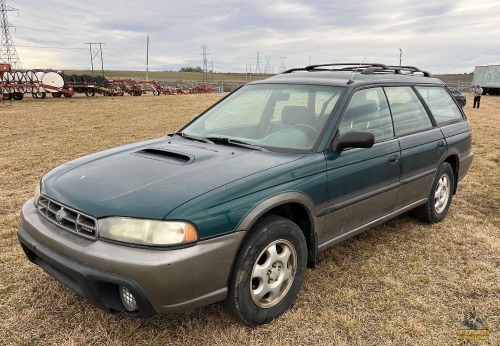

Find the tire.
[
  {"left": 33, "top": 92, "right": 46, "bottom": 99},
  {"left": 224, "top": 214, "right": 307, "bottom": 326},
  {"left": 85, "top": 89, "right": 95, "bottom": 97},
  {"left": 52, "top": 92, "right": 62, "bottom": 98},
  {"left": 414, "top": 162, "right": 454, "bottom": 223},
  {"left": 12, "top": 92, "right": 24, "bottom": 100}
]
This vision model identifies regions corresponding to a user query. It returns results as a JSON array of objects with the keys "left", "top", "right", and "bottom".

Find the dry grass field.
[{"left": 0, "top": 92, "right": 498, "bottom": 345}]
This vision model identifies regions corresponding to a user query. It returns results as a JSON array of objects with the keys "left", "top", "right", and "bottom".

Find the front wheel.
[
  {"left": 414, "top": 162, "right": 454, "bottom": 223},
  {"left": 224, "top": 215, "right": 307, "bottom": 326}
]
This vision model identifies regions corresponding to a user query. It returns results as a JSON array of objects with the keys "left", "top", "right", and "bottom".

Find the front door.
[{"left": 320, "top": 87, "right": 400, "bottom": 249}]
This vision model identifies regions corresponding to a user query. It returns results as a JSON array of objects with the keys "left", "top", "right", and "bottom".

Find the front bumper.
[{"left": 18, "top": 199, "right": 245, "bottom": 316}]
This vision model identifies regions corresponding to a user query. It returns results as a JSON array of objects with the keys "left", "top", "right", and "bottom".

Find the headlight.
[
  {"left": 98, "top": 217, "right": 198, "bottom": 246},
  {"left": 34, "top": 180, "right": 42, "bottom": 206}
]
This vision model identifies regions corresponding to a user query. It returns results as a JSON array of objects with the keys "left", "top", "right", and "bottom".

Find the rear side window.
[
  {"left": 384, "top": 87, "right": 433, "bottom": 137},
  {"left": 415, "top": 87, "right": 463, "bottom": 124}
]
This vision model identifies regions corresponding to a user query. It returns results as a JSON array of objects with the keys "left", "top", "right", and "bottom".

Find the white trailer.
[{"left": 473, "top": 65, "right": 500, "bottom": 95}]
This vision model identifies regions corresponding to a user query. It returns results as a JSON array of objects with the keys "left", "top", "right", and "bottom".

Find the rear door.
[{"left": 384, "top": 86, "right": 446, "bottom": 209}]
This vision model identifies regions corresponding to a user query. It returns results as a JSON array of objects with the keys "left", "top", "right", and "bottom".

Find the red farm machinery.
[{"left": 1, "top": 64, "right": 224, "bottom": 101}]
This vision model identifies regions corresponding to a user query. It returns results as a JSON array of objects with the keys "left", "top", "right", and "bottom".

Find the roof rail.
[
  {"left": 283, "top": 63, "right": 432, "bottom": 77},
  {"left": 386, "top": 65, "right": 433, "bottom": 77}
]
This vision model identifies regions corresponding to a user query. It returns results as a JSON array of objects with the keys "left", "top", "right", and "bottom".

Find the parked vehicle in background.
[
  {"left": 473, "top": 65, "right": 500, "bottom": 96},
  {"left": 448, "top": 87, "right": 466, "bottom": 107},
  {"left": 18, "top": 63, "right": 473, "bottom": 326}
]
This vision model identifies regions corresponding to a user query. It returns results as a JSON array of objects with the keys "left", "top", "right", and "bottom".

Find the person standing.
[{"left": 473, "top": 85, "right": 483, "bottom": 108}]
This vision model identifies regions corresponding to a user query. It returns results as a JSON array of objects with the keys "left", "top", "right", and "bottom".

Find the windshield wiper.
[
  {"left": 171, "top": 132, "right": 214, "bottom": 144},
  {"left": 206, "top": 137, "right": 267, "bottom": 151}
]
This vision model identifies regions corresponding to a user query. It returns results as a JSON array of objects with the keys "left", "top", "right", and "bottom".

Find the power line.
[
  {"left": 0, "top": 0, "right": 22, "bottom": 68},
  {"left": 16, "top": 44, "right": 86, "bottom": 50}
]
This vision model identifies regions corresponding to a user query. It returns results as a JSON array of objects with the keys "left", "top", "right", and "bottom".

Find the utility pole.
[
  {"left": 0, "top": 0, "right": 22, "bottom": 69},
  {"left": 85, "top": 42, "right": 106, "bottom": 76},
  {"left": 210, "top": 58, "right": 214, "bottom": 83},
  {"left": 146, "top": 35, "right": 149, "bottom": 81},
  {"left": 399, "top": 48, "right": 402, "bottom": 66}
]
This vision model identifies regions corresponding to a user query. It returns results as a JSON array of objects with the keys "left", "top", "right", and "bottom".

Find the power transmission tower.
[
  {"left": 247, "top": 62, "right": 252, "bottom": 81},
  {"left": 200, "top": 44, "right": 209, "bottom": 82},
  {"left": 85, "top": 42, "right": 106, "bottom": 77},
  {"left": 264, "top": 56, "right": 271, "bottom": 74},
  {"left": 0, "top": 0, "right": 22, "bottom": 69},
  {"left": 279, "top": 57, "right": 286, "bottom": 73},
  {"left": 254, "top": 52, "right": 262, "bottom": 74}
]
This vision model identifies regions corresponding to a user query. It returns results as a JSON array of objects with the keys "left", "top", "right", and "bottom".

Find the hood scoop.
[{"left": 132, "top": 148, "right": 194, "bottom": 165}]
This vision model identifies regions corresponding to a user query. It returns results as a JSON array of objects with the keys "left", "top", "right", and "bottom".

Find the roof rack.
[{"left": 283, "top": 63, "right": 432, "bottom": 77}]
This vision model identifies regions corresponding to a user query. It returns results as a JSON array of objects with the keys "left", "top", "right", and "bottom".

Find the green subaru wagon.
[{"left": 18, "top": 63, "right": 473, "bottom": 326}]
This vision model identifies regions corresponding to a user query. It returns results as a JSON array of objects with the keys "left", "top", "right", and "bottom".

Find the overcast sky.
[{"left": 5, "top": 0, "right": 500, "bottom": 74}]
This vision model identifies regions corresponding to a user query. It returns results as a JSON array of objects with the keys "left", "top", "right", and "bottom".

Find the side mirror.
[{"left": 333, "top": 131, "right": 375, "bottom": 152}]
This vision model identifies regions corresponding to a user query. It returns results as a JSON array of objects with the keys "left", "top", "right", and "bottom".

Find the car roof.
[{"left": 251, "top": 63, "right": 444, "bottom": 88}]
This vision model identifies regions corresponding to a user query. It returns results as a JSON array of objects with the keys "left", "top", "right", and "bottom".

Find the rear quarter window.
[{"left": 415, "top": 87, "right": 463, "bottom": 124}]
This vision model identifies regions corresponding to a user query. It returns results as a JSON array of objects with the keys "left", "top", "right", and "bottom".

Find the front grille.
[{"left": 37, "top": 196, "right": 98, "bottom": 240}]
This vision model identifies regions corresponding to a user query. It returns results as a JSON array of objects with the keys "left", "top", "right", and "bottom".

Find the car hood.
[{"left": 42, "top": 136, "right": 304, "bottom": 219}]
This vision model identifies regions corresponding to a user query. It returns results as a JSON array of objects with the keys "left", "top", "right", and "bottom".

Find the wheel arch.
[
  {"left": 444, "top": 154, "right": 459, "bottom": 194},
  {"left": 234, "top": 192, "right": 320, "bottom": 270}
]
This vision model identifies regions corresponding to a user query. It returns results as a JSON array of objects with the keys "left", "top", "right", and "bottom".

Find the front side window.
[
  {"left": 384, "top": 87, "right": 433, "bottom": 136},
  {"left": 415, "top": 86, "right": 463, "bottom": 124},
  {"left": 338, "top": 87, "right": 394, "bottom": 142},
  {"left": 183, "top": 84, "right": 343, "bottom": 151}
]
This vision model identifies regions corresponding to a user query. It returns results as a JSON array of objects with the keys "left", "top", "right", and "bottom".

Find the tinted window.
[
  {"left": 415, "top": 87, "right": 463, "bottom": 124},
  {"left": 338, "top": 87, "right": 394, "bottom": 142},
  {"left": 384, "top": 87, "right": 432, "bottom": 136}
]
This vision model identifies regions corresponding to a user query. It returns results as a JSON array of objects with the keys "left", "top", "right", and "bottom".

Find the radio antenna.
[{"left": 347, "top": 57, "right": 366, "bottom": 84}]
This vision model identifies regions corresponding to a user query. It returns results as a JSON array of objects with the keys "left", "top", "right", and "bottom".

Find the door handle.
[
  {"left": 388, "top": 154, "right": 399, "bottom": 164},
  {"left": 436, "top": 140, "right": 445, "bottom": 150}
]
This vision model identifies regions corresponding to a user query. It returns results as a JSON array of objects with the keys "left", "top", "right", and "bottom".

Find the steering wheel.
[
  {"left": 292, "top": 124, "right": 320, "bottom": 146},
  {"left": 292, "top": 123, "right": 320, "bottom": 137}
]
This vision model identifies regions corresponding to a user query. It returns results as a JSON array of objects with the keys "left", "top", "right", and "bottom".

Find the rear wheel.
[
  {"left": 414, "top": 162, "right": 454, "bottom": 223},
  {"left": 224, "top": 214, "right": 307, "bottom": 326}
]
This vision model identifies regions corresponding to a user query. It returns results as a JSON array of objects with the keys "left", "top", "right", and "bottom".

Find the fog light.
[{"left": 119, "top": 286, "right": 138, "bottom": 312}]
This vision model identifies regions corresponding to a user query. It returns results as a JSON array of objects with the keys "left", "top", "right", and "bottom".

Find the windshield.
[{"left": 182, "top": 84, "right": 343, "bottom": 151}]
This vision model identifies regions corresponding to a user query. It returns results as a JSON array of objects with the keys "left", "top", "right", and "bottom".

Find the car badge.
[{"left": 55, "top": 208, "right": 65, "bottom": 222}]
